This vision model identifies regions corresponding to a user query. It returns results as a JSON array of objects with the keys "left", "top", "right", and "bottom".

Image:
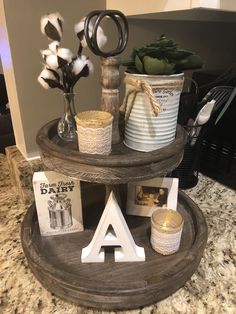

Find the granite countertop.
[{"left": 0, "top": 155, "right": 235, "bottom": 314}]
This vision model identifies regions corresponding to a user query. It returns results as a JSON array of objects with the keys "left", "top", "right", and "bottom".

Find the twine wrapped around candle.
[{"left": 151, "top": 209, "right": 184, "bottom": 255}]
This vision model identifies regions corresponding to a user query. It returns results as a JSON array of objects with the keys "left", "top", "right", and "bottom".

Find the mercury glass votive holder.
[{"left": 151, "top": 209, "right": 184, "bottom": 255}]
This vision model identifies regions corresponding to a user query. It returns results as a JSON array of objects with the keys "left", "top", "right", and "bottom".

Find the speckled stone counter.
[{"left": 0, "top": 154, "right": 235, "bottom": 314}]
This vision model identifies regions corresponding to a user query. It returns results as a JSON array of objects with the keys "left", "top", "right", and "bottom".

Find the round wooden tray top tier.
[
  {"left": 36, "top": 119, "right": 186, "bottom": 184},
  {"left": 21, "top": 191, "right": 207, "bottom": 310}
]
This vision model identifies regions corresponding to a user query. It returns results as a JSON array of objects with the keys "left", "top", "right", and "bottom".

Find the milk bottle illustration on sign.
[
  {"left": 48, "top": 193, "right": 73, "bottom": 229},
  {"left": 33, "top": 171, "right": 84, "bottom": 236}
]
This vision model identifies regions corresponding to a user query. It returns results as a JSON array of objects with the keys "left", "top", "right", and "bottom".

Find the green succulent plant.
[{"left": 122, "top": 35, "right": 204, "bottom": 75}]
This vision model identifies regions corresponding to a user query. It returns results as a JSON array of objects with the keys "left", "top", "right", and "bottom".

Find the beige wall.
[
  {"left": 1, "top": 1, "right": 236, "bottom": 158},
  {"left": 1, "top": 0, "right": 106, "bottom": 159}
]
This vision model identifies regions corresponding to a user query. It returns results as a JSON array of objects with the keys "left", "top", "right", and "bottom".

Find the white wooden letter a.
[{"left": 81, "top": 192, "right": 145, "bottom": 263}]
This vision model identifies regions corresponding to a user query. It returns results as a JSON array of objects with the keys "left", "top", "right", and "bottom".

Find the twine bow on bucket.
[{"left": 120, "top": 77, "right": 161, "bottom": 121}]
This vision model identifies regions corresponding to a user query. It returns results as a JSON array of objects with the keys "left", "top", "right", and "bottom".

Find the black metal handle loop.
[{"left": 84, "top": 10, "right": 129, "bottom": 57}]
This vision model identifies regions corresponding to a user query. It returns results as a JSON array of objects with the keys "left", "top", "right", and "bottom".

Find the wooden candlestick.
[{"left": 100, "top": 56, "right": 121, "bottom": 144}]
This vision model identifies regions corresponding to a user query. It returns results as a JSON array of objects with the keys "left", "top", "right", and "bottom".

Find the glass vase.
[{"left": 57, "top": 93, "right": 77, "bottom": 142}]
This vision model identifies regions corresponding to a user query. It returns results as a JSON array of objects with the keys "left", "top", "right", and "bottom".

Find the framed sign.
[
  {"left": 33, "top": 171, "right": 84, "bottom": 236},
  {"left": 126, "top": 177, "right": 179, "bottom": 217}
]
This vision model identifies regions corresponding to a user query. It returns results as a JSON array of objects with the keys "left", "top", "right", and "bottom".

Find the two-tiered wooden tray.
[{"left": 21, "top": 120, "right": 207, "bottom": 310}]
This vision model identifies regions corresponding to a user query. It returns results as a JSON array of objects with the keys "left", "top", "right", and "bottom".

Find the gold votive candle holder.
[
  {"left": 151, "top": 209, "right": 184, "bottom": 255},
  {"left": 75, "top": 110, "right": 113, "bottom": 155}
]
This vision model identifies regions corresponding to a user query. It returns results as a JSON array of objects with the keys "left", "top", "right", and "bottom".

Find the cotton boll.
[
  {"left": 49, "top": 41, "right": 60, "bottom": 53},
  {"left": 41, "top": 68, "right": 58, "bottom": 80},
  {"left": 97, "top": 27, "right": 107, "bottom": 49},
  {"left": 40, "top": 12, "right": 64, "bottom": 41},
  {"left": 45, "top": 54, "right": 59, "bottom": 69},
  {"left": 81, "top": 55, "right": 87, "bottom": 61},
  {"left": 74, "top": 18, "right": 89, "bottom": 48},
  {"left": 41, "top": 49, "right": 52, "bottom": 60},
  {"left": 44, "top": 47, "right": 73, "bottom": 68},
  {"left": 72, "top": 55, "right": 94, "bottom": 76},
  {"left": 37, "top": 68, "right": 57, "bottom": 89},
  {"left": 80, "top": 34, "right": 89, "bottom": 48},
  {"left": 40, "top": 16, "right": 50, "bottom": 35},
  {"left": 38, "top": 75, "right": 50, "bottom": 89},
  {"left": 41, "top": 49, "right": 51, "bottom": 56},
  {"left": 74, "top": 18, "right": 86, "bottom": 35},
  {"left": 57, "top": 48, "right": 73, "bottom": 63},
  {"left": 72, "top": 56, "right": 86, "bottom": 75},
  {"left": 74, "top": 17, "right": 107, "bottom": 49},
  {"left": 81, "top": 55, "right": 94, "bottom": 74},
  {"left": 86, "top": 59, "right": 94, "bottom": 74},
  {"left": 47, "top": 12, "right": 64, "bottom": 28}
]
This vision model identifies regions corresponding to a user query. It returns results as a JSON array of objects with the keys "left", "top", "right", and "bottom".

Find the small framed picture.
[{"left": 126, "top": 177, "right": 179, "bottom": 217}]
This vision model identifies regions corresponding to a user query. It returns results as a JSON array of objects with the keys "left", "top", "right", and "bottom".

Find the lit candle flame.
[{"left": 162, "top": 221, "right": 168, "bottom": 231}]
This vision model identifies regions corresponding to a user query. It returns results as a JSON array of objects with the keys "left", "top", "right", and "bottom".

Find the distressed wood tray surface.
[
  {"left": 21, "top": 190, "right": 207, "bottom": 310},
  {"left": 36, "top": 119, "right": 186, "bottom": 184}
]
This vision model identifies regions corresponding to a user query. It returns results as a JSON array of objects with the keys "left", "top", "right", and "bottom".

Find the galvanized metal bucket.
[{"left": 123, "top": 72, "right": 184, "bottom": 152}]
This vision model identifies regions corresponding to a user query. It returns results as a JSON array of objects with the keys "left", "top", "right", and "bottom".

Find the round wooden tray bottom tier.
[{"left": 21, "top": 191, "right": 207, "bottom": 310}]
